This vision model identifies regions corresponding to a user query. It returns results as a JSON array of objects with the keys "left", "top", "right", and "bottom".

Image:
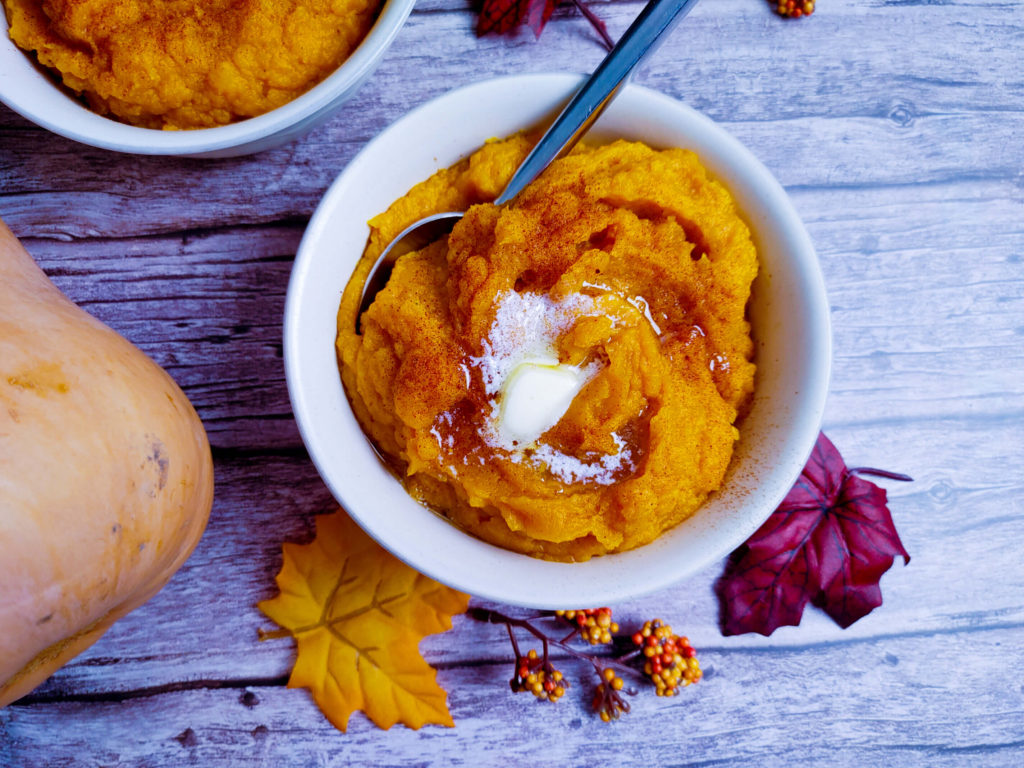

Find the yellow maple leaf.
[{"left": 258, "top": 509, "right": 470, "bottom": 731}]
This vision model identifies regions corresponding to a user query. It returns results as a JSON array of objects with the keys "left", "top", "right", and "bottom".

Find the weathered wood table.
[{"left": 2, "top": 1, "right": 1022, "bottom": 764}]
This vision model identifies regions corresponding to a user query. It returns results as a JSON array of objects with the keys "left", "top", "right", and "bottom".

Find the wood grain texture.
[
  {"left": 1, "top": 0, "right": 1023, "bottom": 764},
  {"left": 3, "top": 627, "right": 1023, "bottom": 767}
]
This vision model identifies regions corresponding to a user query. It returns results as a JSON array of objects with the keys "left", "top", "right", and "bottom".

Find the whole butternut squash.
[{"left": 0, "top": 219, "right": 214, "bottom": 706}]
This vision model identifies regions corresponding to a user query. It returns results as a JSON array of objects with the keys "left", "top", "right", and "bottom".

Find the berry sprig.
[
  {"left": 633, "top": 619, "right": 702, "bottom": 696},
  {"left": 556, "top": 608, "right": 619, "bottom": 645},
  {"left": 509, "top": 640, "right": 568, "bottom": 702},
  {"left": 593, "top": 667, "right": 630, "bottom": 722},
  {"left": 469, "top": 606, "right": 702, "bottom": 722},
  {"left": 774, "top": 0, "right": 815, "bottom": 18}
]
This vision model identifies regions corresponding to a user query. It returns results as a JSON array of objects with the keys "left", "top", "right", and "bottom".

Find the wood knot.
[
  {"left": 887, "top": 102, "right": 915, "bottom": 128},
  {"left": 174, "top": 727, "right": 198, "bottom": 748}
]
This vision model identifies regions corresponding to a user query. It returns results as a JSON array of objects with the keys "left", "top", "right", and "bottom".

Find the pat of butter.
[{"left": 498, "top": 358, "right": 589, "bottom": 446}]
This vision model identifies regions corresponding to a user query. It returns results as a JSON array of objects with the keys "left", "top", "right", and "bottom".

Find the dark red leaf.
[
  {"left": 716, "top": 433, "right": 911, "bottom": 636},
  {"left": 477, "top": 0, "right": 557, "bottom": 38},
  {"left": 525, "top": 0, "right": 557, "bottom": 37},
  {"left": 476, "top": 0, "right": 612, "bottom": 47}
]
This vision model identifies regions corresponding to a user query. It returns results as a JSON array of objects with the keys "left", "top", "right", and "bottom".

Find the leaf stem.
[
  {"left": 257, "top": 627, "right": 292, "bottom": 641},
  {"left": 849, "top": 467, "right": 914, "bottom": 482},
  {"left": 571, "top": 0, "right": 614, "bottom": 50}
]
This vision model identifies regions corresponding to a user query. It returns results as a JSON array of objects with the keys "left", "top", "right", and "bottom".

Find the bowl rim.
[
  {"left": 0, "top": 0, "right": 415, "bottom": 154},
  {"left": 285, "top": 73, "right": 832, "bottom": 608}
]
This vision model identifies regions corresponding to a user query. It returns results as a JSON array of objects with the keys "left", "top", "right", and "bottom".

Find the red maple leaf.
[
  {"left": 476, "top": 0, "right": 612, "bottom": 47},
  {"left": 716, "top": 433, "right": 912, "bottom": 636}
]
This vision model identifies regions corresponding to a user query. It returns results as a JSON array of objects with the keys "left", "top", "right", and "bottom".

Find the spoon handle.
[{"left": 492, "top": 0, "right": 702, "bottom": 207}]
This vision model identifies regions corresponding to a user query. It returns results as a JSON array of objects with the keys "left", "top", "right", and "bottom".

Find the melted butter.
[
  {"left": 497, "top": 357, "right": 591, "bottom": 447},
  {"left": 460, "top": 289, "right": 633, "bottom": 485}
]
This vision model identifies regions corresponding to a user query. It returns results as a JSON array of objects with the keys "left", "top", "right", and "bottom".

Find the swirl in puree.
[{"left": 337, "top": 136, "right": 757, "bottom": 561}]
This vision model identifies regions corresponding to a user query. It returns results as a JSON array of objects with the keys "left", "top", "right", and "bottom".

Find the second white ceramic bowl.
[
  {"left": 285, "top": 74, "right": 831, "bottom": 608},
  {"left": 0, "top": 0, "right": 414, "bottom": 157}
]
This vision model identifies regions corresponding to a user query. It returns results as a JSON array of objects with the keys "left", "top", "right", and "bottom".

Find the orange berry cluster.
[
  {"left": 512, "top": 649, "right": 567, "bottom": 703},
  {"left": 556, "top": 608, "right": 619, "bottom": 645},
  {"left": 775, "top": 0, "right": 815, "bottom": 18},
  {"left": 592, "top": 667, "right": 629, "bottom": 722},
  {"left": 632, "top": 619, "right": 701, "bottom": 696}
]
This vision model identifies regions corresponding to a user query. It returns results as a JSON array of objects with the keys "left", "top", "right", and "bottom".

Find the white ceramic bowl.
[
  {"left": 285, "top": 74, "right": 831, "bottom": 608},
  {"left": 0, "top": 0, "right": 414, "bottom": 157}
]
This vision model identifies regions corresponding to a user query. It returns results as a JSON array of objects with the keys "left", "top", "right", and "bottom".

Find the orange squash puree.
[
  {"left": 3, "top": 0, "right": 381, "bottom": 129},
  {"left": 337, "top": 137, "right": 758, "bottom": 561}
]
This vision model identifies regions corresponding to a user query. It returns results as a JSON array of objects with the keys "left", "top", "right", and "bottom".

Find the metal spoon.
[{"left": 357, "top": 0, "right": 702, "bottom": 324}]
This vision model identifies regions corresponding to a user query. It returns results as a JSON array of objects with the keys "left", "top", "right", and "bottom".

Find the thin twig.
[
  {"left": 470, "top": 607, "right": 640, "bottom": 677},
  {"left": 506, "top": 621, "right": 522, "bottom": 660}
]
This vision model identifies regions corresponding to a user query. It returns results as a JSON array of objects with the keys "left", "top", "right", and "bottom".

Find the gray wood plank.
[{"left": 3, "top": 626, "right": 1022, "bottom": 767}]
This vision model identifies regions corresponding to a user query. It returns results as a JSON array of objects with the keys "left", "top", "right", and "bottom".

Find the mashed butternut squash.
[
  {"left": 3, "top": 0, "right": 381, "bottom": 128},
  {"left": 337, "top": 137, "right": 758, "bottom": 561}
]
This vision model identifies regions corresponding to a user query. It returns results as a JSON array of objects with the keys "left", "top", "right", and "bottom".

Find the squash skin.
[{"left": 0, "top": 220, "right": 214, "bottom": 706}]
